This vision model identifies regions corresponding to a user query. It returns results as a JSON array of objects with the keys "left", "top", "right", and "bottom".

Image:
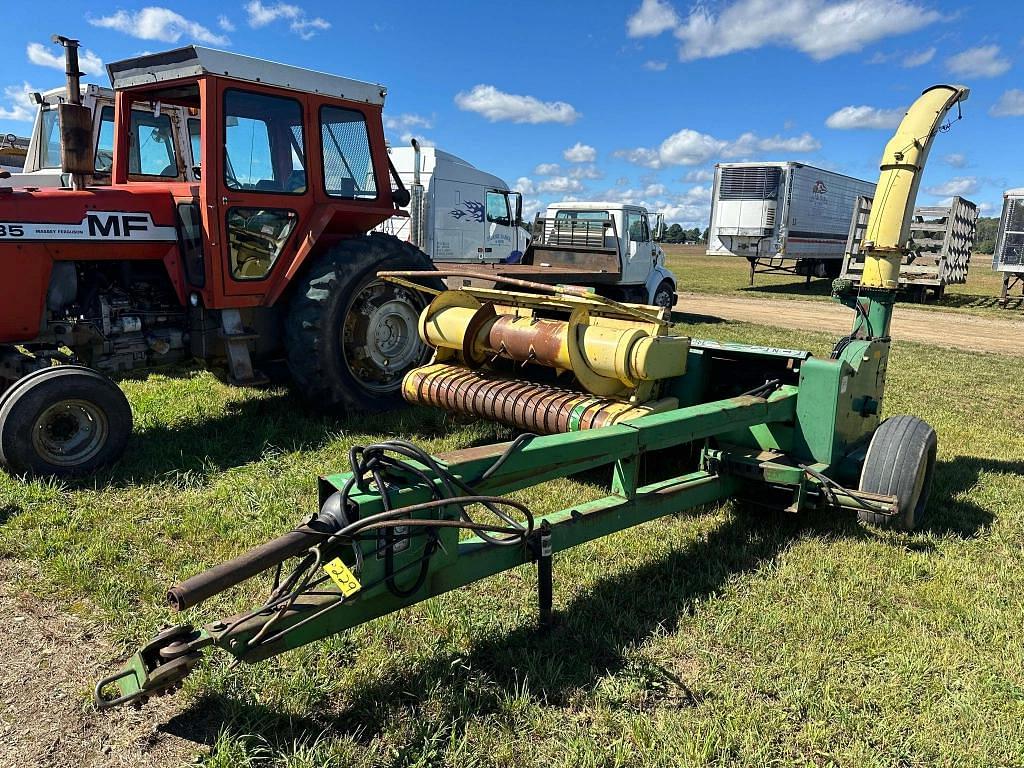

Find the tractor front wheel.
[
  {"left": 284, "top": 233, "right": 438, "bottom": 413},
  {"left": 857, "top": 415, "right": 937, "bottom": 531},
  {"left": 0, "top": 366, "right": 132, "bottom": 477}
]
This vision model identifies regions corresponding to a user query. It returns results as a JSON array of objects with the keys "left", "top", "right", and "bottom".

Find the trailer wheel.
[
  {"left": 285, "top": 233, "right": 439, "bottom": 413},
  {"left": 0, "top": 366, "right": 132, "bottom": 477},
  {"left": 652, "top": 280, "right": 675, "bottom": 310},
  {"left": 857, "top": 415, "right": 937, "bottom": 531}
]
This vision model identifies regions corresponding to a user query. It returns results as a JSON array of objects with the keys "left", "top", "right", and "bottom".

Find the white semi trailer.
[
  {"left": 380, "top": 142, "right": 530, "bottom": 265},
  {"left": 706, "top": 161, "right": 876, "bottom": 284}
]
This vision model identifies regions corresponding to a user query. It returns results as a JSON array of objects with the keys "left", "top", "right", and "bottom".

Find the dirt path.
[
  {"left": 677, "top": 292, "right": 1024, "bottom": 356},
  {"left": 0, "top": 559, "right": 208, "bottom": 767}
]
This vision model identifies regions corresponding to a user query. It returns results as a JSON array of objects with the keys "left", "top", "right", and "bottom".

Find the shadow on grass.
[
  {"left": 933, "top": 293, "right": 1024, "bottom": 312},
  {"left": 742, "top": 279, "right": 832, "bottom": 299},
  {"left": 156, "top": 452, "right": 999, "bottom": 755},
  {"left": 85, "top": 390, "right": 460, "bottom": 488}
]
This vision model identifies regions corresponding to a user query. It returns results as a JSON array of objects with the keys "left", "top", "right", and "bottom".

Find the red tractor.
[{"left": 0, "top": 40, "right": 436, "bottom": 476}]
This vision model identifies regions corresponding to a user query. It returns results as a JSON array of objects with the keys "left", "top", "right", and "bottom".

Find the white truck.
[
  {"left": 706, "top": 161, "right": 876, "bottom": 283},
  {"left": 380, "top": 143, "right": 530, "bottom": 265},
  {"left": 522, "top": 202, "right": 676, "bottom": 308},
  {"left": 1, "top": 84, "right": 198, "bottom": 188}
]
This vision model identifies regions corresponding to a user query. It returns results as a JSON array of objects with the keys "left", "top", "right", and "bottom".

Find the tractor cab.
[{"left": 105, "top": 46, "right": 405, "bottom": 307}]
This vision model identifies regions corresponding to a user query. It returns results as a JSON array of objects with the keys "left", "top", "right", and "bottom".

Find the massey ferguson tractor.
[{"left": 0, "top": 40, "right": 436, "bottom": 476}]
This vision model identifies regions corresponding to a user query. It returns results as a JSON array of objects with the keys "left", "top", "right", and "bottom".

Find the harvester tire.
[
  {"left": 0, "top": 365, "right": 132, "bottom": 477},
  {"left": 284, "top": 233, "right": 438, "bottom": 414},
  {"left": 857, "top": 415, "right": 937, "bottom": 531}
]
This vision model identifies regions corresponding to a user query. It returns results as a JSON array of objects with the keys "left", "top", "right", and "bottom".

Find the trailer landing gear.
[{"left": 0, "top": 365, "right": 132, "bottom": 477}]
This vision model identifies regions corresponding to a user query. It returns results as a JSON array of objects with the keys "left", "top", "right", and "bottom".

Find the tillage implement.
[{"left": 95, "top": 84, "right": 967, "bottom": 709}]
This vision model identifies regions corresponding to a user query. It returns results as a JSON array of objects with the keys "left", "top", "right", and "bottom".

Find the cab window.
[
  {"left": 38, "top": 108, "right": 61, "bottom": 169},
  {"left": 95, "top": 107, "right": 115, "bottom": 173},
  {"left": 626, "top": 211, "right": 649, "bottom": 242},
  {"left": 485, "top": 192, "right": 510, "bottom": 226},
  {"left": 224, "top": 89, "right": 306, "bottom": 194},
  {"left": 188, "top": 118, "right": 201, "bottom": 171},
  {"left": 128, "top": 110, "right": 178, "bottom": 177},
  {"left": 97, "top": 107, "right": 180, "bottom": 177},
  {"left": 320, "top": 106, "right": 377, "bottom": 199}
]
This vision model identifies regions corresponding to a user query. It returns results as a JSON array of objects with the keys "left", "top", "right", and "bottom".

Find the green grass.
[
  {"left": 2, "top": 319, "right": 1023, "bottom": 766},
  {"left": 665, "top": 245, "right": 1024, "bottom": 316}
]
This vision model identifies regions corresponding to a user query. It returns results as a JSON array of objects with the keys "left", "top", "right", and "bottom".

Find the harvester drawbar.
[{"left": 95, "top": 84, "right": 967, "bottom": 710}]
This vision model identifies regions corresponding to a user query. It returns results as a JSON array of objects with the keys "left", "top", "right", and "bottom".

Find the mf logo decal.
[
  {"left": 449, "top": 200, "right": 484, "bottom": 223},
  {"left": 812, "top": 180, "right": 828, "bottom": 195},
  {"left": 0, "top": 211, "right": 177, "bottom": 241}
]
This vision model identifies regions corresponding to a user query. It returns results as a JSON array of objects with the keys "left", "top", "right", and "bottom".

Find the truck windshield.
[
  {"left": 38, "top": 108, "right": 61, "bottom": 169},
  {"left": 555, "top": 210, "right": 609, "bottom": 220}
]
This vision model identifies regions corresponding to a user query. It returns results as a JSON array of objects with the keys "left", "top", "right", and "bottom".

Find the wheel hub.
[
  {"left": 343, "top": 281, "right": 425, "bottom": 392},
  {"left": 31, "top": 399, "right": 109, "bottom": 467}
]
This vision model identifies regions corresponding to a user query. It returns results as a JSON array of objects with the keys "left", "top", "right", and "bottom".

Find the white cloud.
[
  {"left": 385, "top": 113, "right": 433, "bottom": 132},
  {"left": 925, "top": 176, "right": 979, "bottom": 197},
  {"left": 643, "top": 60, "right": 668, "bottom": 71},
  {"left": 27, "top": 43, "right": 104, "bottom": 76},
  {"left": 534, "top": 162, "right": 561, "bottom": 175},
  {"left": 513, "top": 177, "right": 535, "bottom": 195},
  {"left": 825, "top": 104, "right": 906, "bottom": 130},
  {"left": 89, "top": 7, "right": 229, "bottom": 45},
  {"left": 218, "top": 15, "right": 236, "bottom": 31},
  {"left": 455, "top": 85, "right": 579, "bottom": 125},
  {"left": 942, "top": 153, "right": 967, "bottom": 168},
  {"left": 616, "top": 127, "right": 819, "bottom": 168},
  {"left": 536, "top": 176, "right": 585, "bottom": 194},
  {"left": 674, "top": 0, "right": 943, "bottom": 62},
  {"left": 683, "top": 168, "right": 714, "bottom": 182},
  {"left": 946, "top": 45, "right": 1011, "bottom": 78},
  {"left": 569, "top": 164, "right": 603, "bottom": 180},
  {"left": 563, "top": 142, "right": 596, "bottom": 163},
  {"left": 902, "top": 47, "right": 935, "bottom": 67},
  {"left": 245, "top": 1, "right": 330, "bottom": 39},
  {"left": 990, "top": 89, "right": 1024, "bottom": 117},
  {"left": 627, "top": 0, "right": 680, "bottom": 38},
  {"left": 0, "top": 83, "right": 37, "bottom": 122}
]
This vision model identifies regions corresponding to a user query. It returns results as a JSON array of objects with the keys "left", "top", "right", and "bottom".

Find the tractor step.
[
  {"left": 227, "top": 370, "right": 271, "bottom": 388},
  {"left": 219, "top": 309, "right": 266, "bottom": 387}
]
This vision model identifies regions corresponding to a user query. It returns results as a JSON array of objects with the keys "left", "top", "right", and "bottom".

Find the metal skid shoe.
[{"left": 94, "top": 625, "right": 210, "bottom": 709}]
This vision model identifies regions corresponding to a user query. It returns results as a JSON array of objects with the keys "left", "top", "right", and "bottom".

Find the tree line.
[{"left": 661, "top": 224, "right": 708, "bottom": 243}]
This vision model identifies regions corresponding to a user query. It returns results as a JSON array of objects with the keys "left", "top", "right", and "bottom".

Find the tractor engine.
[{"left": 40, "top": 261, "right": 188, "bottom": 375}]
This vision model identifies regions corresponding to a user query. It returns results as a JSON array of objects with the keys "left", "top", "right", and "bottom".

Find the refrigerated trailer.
[
  {"left": 994, "top": 188, "right": 1024, "bottom": 306},
  {"left": 706, "top": 162, "right": 876, "bottom": 284}
]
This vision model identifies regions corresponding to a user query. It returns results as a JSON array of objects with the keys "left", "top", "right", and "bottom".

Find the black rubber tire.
[
  {"left": 857, "top": 415, "right": 937, "bottom": 531},
  {"left": 652, "top": 280, "right": 675, "bottom": 310},
  {"left": 284, "top": 233, "right": 439, "bottom": 413},
  {"left": 0, "top": 365, "right": 132, "bottom": 477}
]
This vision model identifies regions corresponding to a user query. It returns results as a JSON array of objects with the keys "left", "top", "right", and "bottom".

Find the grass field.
[
  {"left": 664, "top": 244, "right": 1023, "bottom": 315},
  {"left": 2, "top": 315, "right": 1022, "bottom": 766}
]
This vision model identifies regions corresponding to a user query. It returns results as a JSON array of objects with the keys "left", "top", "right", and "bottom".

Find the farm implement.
[{"left": 95, "top": 84, "right": 967, "bottom": 710}]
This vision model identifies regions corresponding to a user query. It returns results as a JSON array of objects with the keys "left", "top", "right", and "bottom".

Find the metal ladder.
[{"left": 219, "top": 309, "right": 269, "bottom": 387}]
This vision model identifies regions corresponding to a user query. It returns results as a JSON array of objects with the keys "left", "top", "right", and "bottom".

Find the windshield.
[
  {"left": 554, "top": 210, "right": 610, "bottom": 221},
  {"left": 38, "top": 108, "right": 61, "bottom": 169}
]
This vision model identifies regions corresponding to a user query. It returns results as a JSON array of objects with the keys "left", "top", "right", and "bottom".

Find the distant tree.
[
  {"left": 687, "top": 227, "right": 701, "bottom": 243},
  {"left": 974, "top": 216, "right": 1000, "bottom": 254},
  {"left": 701, "top": 227, "right": 709, "bottom": 243},
  {"left": 665, "top": 223, "right": 684, "bottom": 243}
]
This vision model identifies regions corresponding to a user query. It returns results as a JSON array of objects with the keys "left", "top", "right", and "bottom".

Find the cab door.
[
  {"left": 622, "top": 209, "right": 655, "bottom": 284},
  {"left": 484, "top": 189, "right": 514, "bottom": 263},
  {"left": 213, "top": 83, "right": 314, "bottom": 298}
]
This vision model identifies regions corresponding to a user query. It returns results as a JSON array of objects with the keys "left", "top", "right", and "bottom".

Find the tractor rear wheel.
[
  {"left": 284, "top": 233, "right": 438, "bottom": 413},
  {"left": 0, "top": 365, "right": 132, "bottom": 477},
  {"left": 857, "top": 415, "right": 937, "bottom": 531}
]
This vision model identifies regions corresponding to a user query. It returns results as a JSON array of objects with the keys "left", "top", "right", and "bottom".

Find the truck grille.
[{"left": 719, "top": 166, "right": 782, "bottom": 201}]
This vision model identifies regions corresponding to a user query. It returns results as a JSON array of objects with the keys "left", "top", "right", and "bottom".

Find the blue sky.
[{"left": 1, "top": 0, "right": 1021, "bottom": 226}]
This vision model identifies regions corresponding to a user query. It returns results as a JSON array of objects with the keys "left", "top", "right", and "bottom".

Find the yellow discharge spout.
[{"left": 861, "top": 84, "right": 969, "bottom": 289}]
